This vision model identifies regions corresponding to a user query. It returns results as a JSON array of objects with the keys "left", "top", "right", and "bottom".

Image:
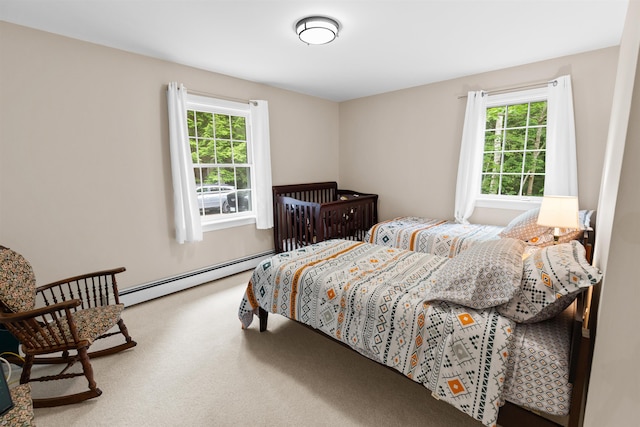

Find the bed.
[
  {"left": 365, "top": 209, "right": 594, "bottom": 259},
  {"left": 365, "top": 217, "right": 503, "bottom": 258},
  {"left": 272, "top": 182, "right": 378, "bottom": 254},
  {"left": 239, "top": 232, "right": 600, "bottom": 427}
]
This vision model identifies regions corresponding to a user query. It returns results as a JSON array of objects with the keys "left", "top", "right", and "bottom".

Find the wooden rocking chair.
[{"left": 0, "top": 245, "right": 137, "bottom": 407}]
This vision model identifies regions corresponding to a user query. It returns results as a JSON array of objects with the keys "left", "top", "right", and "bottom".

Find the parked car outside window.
[
  {"left": 226, "top": 189, "right": 252, "bottom": 213},
  {"left": 196, "top": 184, "right": 234, "bottom": 215}
]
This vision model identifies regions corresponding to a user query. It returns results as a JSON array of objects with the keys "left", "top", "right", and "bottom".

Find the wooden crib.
[{"left": 272, "top": 182, "right": 378, "bottom": 253}]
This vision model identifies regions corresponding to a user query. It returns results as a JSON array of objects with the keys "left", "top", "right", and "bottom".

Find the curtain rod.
[
  {"left": 186, "top": 88, "right": 258, "bottom": 106},
  {"left": 457, "top": 79, "right": 558, "bottom": 99}
]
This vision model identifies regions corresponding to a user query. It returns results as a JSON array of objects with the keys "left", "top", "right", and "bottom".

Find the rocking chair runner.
[{"left": 0, "top": 246, "right": 137, "bottom": 407}]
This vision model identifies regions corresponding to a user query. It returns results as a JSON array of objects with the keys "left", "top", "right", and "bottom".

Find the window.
[
  {"left": 185, "top": 95, "right": 256, "bottom": 230},
  {"left": 455, "top": 76, "right": 577, "bottom": 223},
  {"left": 475, "top": 87, "right": 549, "bottom": 211},
  {"left": 167, "top": 83, "right": 272, "bottom": 243},
  {"left": 481, "top": 88, "right": 547, "bottom": 199}
]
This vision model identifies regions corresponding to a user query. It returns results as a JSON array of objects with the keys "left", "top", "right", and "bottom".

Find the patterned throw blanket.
[
  {"left": 365, "top": 217, "right": 503, "bottom": 257},
  {"left": 239, "top": 240, "right": 515, "bottom": 427}
]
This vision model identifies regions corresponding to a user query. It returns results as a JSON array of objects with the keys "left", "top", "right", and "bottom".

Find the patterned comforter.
[
  {"left": 365, "top": 217, "right": 503, "bottom": 257},
  {"left": 239, "top": 239, "right": 515, "bottom": 427}
]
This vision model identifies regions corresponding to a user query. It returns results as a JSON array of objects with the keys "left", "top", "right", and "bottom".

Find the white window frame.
[
  {"left": 185, "top": 94, "right": 257, "bottom": 232},
  {"left": 475, "top": 87, "right": 548, "bottom": 211}
]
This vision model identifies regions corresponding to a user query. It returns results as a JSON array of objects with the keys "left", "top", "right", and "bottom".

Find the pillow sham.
[
  {"left": 497, "top": 240, "right": 601, "bottom": 323},
  {"left": 499, "top": 208, "right": 550, "bottom": 242},
  {"left": 427, "top": 238, "right": 525, "bottom": 309},
  {"left": 499, "top": 208, "right": 589, "bottom": 247}
]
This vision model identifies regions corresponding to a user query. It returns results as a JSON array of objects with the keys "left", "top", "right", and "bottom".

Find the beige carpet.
[{"left": 30, "top": 271, "right": 483, "bottom": 427}]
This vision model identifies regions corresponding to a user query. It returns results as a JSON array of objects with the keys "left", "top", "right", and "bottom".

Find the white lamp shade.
[
  {"left": 537, "top": 196, "right": 580, "bottom": 229},
  {"left": 296, "top": 16, "right": 339, "bottom": 45}
]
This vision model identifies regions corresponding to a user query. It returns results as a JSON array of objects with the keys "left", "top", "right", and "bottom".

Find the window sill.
[
  {"left": 475, "top": 196, "right": 542, "bottom": 211},
  {"left": 202, "top": 214, "right": 256, "bottom": 232}
]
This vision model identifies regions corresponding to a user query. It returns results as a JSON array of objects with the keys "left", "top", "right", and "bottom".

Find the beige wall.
[
  {"left": 587, "top": 60, "right": 640, "bottom": 426},
  {"left": 0, "top": 22, "right": 339, "bottom": 288},
  {"left": 585, "top": 1, "right": 640, "bottom": 425},
  {"left": 339, "top": 48, "right": 618, "bottom": 225}
]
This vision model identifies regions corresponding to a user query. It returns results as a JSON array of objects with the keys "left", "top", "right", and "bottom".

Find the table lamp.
[{"left": 537, "top": 195, "right": 580, "bottom": 243}]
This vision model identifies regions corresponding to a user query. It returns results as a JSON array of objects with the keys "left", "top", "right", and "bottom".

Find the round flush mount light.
[{"left": 296, "top": 16, "right": 340, "bottom": 45}]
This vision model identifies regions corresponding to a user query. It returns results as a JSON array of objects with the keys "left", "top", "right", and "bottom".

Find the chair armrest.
[
  {"left": 0, "top": 299, "right": 81, "bottom": 322},
  {"left": 0, "top": 299, "right": 85, "bottom": 350},
  {"left": 36, "top": 267, "right": 126, "bottom": 309}
]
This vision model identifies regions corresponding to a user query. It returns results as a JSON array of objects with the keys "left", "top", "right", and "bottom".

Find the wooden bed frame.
[
  {"left": 261, "top": 212, "right": 599, "bottom": 427},
  {"left": 272, "top": 182, "right": 378, "bottom": 254}
]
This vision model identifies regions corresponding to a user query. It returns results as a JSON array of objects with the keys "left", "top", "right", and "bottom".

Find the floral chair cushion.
[
  {"left": 27, "top": 304, "right": 124, "bottom": 349},
  {"left": 71, "top": 305, "right": 124, "bottom": 343},
  {"left": 0, "top": 247, "right": 36, "bottom": 313},
  {"left": 0, "top": 384, "right": 34, "bottom": 426}
]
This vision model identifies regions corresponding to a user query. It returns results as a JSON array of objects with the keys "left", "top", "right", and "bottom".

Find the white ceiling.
[{"left": 0, "top": 0, "right": 630, "bottom": 102}]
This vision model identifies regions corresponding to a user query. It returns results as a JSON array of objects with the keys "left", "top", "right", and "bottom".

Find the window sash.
[
  {"left": 478, "top": 87, "right": 548, "bottom": 203},
  {"left": 185, "top": 94, "right": 257, "bottom": 228}
]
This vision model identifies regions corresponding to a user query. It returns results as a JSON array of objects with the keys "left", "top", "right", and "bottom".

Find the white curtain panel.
[
  {"left": 167, "top": 82, "right": 203, "bottom": 244},
  {"left": 455, "top": 91, "right": 487, "bottom": 224},
  {"left": 250, "top": 100, "right": 274, "bottom": 229},
  {"left": 545, "top": 75, "right": 578, "bottom": 196}
]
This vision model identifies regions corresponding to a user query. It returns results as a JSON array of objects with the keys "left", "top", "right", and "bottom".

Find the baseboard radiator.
[{"left": 119, "top": 250, "right": 274, "bottom": 306}]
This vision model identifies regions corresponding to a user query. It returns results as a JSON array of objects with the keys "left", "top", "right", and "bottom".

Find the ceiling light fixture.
[{"left": 296, "top": 16, "right": 339, "bottom": 45}]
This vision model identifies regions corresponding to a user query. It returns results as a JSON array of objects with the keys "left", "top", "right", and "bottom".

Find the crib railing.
[{"left": 273, "top": 182, "right": 378, "bottom": 253}]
